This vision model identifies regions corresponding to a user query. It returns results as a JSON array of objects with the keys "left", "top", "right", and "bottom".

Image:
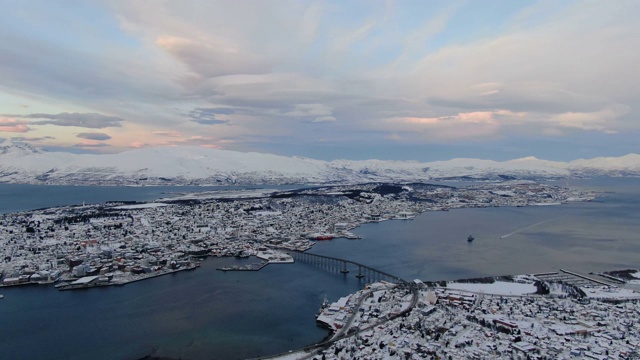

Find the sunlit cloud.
[
  {"left": 0, "top": 1, "right": 638, "bottom": 160},
  {"left": 0, "top": 118, "right": 31, "bottom": 133},
  {"left": 74, "top": 141, "right": 111, "bottom": 148},
  {"left": 152, "top": 131, "right": 184, "bottom": 138},
  {"left": 387, "top": 110, "right": 528, "bottom": 141},
  {"left": 550, "top": 105, "right": 628, "bottom": 132},
  {"left": 129, "top": 141, "right": 149, "bottom": 149},
  {"left": 8, "top": 113, "right": 124, "bottom": 129}
]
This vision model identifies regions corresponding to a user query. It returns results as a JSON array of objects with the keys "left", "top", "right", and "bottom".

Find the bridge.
[
  {"left": 287, "top": 250, "right": 408, "bottom": 285},
  {"left": 252, "top": 251, "right": 417, "bottom": 360}
]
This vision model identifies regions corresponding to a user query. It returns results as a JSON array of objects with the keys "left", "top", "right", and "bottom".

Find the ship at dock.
[{"left": 316, "top": 295, "right": 329, "bottom": 317}]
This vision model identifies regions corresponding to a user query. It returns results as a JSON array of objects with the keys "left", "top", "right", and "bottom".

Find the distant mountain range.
[{"left": 0, "top": 141, "right": 639, "bottom": 185}]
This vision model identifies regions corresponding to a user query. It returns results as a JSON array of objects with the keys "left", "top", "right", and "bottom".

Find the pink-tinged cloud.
[
  {"left": 74, "top": 141, "right": 110, "bottom": 148},
  {"left": 152, "top": 130, "right": 184, "bottom": 137},
  {"left": 398, "top": 110, "right": 525, "bottom": 126},
  {"left": 385, "top": 133, "right": 403, "bottom": 141},
  {"left": 550, "top": 105, "right": 628, "bottom": 132},
  {"left": 402, "top": 117, "right": 440, "bottom": 125},
  {"left": 385, "top": 110, "right": 529, "bottom": 141},
  {"left": 129, "top": 141, "right": 149, "bottom": 148},
  {"left": 0, "top": 118, "right": 31, "bottom": 133}
]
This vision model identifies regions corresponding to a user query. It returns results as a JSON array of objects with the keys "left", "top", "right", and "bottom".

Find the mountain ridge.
[{"left": 0, "top": 141, "right": 638, "bottom": 185}]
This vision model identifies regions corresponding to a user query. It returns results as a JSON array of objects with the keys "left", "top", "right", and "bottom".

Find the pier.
[{"left": 287, "top": 251, "right": 408, "bottom": 285}]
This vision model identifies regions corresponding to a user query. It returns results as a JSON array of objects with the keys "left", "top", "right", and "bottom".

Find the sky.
[{"left": 0, "top": 0, "right": 638, "bottom": 161}]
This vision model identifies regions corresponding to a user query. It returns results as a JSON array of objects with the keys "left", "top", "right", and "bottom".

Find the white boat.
[{"left": 0, "top": 294, "right": 4, "bottom": 299}]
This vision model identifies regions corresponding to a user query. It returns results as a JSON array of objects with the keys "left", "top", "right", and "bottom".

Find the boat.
[
  {"left": 313, "top": 235, "right": 333, "bottom": 241},
  {"left": 467, "top": 235, "right": 475, "bottom": 242},
  {"left": 316, "top": 295, "right": 329, "bottom": 316},
  {"left": 0, "top": 294, "right": 4, "bottom": 299}
]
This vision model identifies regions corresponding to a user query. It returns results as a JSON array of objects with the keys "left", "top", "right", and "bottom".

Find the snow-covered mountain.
[{"left": 0, "top": 141, "right": 638, "bottom": 185}]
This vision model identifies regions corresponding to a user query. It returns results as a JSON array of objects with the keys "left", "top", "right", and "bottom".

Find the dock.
[
  {"left": 217, "top": 262, "right": 269, "bottom": 272},
  {"left": 56, "top": 263, "right": 199, "bottom": 291}
]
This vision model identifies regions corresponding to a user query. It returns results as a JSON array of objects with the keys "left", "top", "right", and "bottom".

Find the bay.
[
  {"left": 0, "top": 184, "right": 304, "bottom": 214},
  {"left": 0, "top": 257, "right": 363, "bottom": 360},
  {"left": 310, "top": 177, "right": 640, "bottom": 280},
  {"left": 1, "top": 178, "right": 639, "bottom": 359}
]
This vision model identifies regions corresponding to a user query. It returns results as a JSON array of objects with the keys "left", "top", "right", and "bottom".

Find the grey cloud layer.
[
  {"left": 14, "top": 113, "right": 125, "bottom": 128},
  {"left": 1, "top": 1, "right": 639, "bottom": 159},
  {"left": 77, "top": 132, "right": 113, "bottom": 141}
]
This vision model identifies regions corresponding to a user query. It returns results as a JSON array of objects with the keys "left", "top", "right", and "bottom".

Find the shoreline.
[
  {"left": 0, "top": 180, "right": 630, "bottom": 360},
  {"left": 265, "top": 268, "right": 640, "bottom": 360},
  {"left": 55, "top": 263, "right": 199, "bottom": 291}
]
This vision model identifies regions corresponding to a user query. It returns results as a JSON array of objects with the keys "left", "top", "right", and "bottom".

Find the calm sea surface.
[
  {"left": 0, "top": 184, "right": 304, "bottom": 214},
  {"left": 0, "top": 178, "right": 638, "bottom": 359}
]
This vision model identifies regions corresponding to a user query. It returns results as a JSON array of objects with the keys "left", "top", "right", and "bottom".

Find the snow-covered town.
[
  {"left": 0, "top": 182, "right": 593, "bottom": 290},
  {"left": 276, "top": 270, "right": 640, "bottom": 360},
  {"left": 7, "top": 179, "right": 631, "bottom": 359}
]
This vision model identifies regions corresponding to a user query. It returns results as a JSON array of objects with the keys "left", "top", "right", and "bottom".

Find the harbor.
[
  {"left": 0, "top": 182, "right": 595, "bottom": 292},
  {"left": 217, "top": 261, "right": 269, "bottom": 272},
  {"left": 55, "top": 263, "right": 200, "bottom": 290},
  {"left": 2, "top": 178, "right": 637, "bottom": 360},
  {"left": 271, "top": 270, "right": 640, "bottom": 360}
]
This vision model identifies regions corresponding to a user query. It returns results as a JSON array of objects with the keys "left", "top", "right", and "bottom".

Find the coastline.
[
  {"left": 267, "top": 268, "right": 640, "bottom": 360},
  {"left": 1, "top": 180, "right": 640, "bottom": 360},
  {"left": 55, "top": 263, "right": 199, "bottom": 291}
]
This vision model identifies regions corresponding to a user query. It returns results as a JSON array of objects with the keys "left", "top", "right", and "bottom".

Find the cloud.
[
  {"left": 399, "top": 2, "right": 640, "bottom": 135},
  {"left": 331, "top": 19, "right": 377, "bottom": 53},
  {"left": 386, "top": 110, "right": 527, "bottom": 141},
  {"left": 10, "top": 135, "right": 54, "bottom": 142},
  {"left": 550, "top": 105, "right": 629, "bottom": 132},
  {"left": 156, "top": 36, "right": 272, "bottom": 79},
  {"left": 385, "top": 133, "right": 403, "bottom": 141},
  {"left": 77, "top": 132, "right": 112, "bottom": 141},
  {"left": 156, "top": 135, "right": 221, "bottom": 148},
  {"left": 312, "top": 116, "right": 337, "bottom": 123},
  {"left": 284, "top": 103, "right": 337, "bottom": 123},
  {"left": 129, "top": 141, "right": 149, "bottom": 149},
  {"left": 187, "top": 107, "right": 231, "bottom": 125},
  {"left": 0, "top": 118, "right": 31, "bottom": 133},
  {"left": 10, "top": 113, "right": 124, "bottom": 128},
  {"left": 73, "top": 142, "right": 111, "bottom": 148},
  {"left": 1, "top": 1, "right": 640, "bottom": 159},
  {"left": 152, "top": 131, "right": 184, "bottom": 138},
  {"left": 299, "top": 3, "right": 325, "bottom": 44}
]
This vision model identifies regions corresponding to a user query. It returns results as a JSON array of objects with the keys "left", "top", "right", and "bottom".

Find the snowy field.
[{"left": 445, "top": 281, "right": 537, "bottom": 295}]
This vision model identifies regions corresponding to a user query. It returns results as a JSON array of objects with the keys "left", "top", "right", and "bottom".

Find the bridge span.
[{"left": 287, "top": 250, "right": 408, "bottom": 285}]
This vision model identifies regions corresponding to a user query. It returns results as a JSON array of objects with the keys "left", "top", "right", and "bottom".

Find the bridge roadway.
[{"left": 287, "top": 250, "right": 408, "bottom": 285}]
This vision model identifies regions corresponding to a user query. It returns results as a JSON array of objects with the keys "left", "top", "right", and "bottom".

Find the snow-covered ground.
[
  {"left": 1, "top": 141, "right": 640, "bottom": 185},
  {"left": 581, "top": 286, "right": 640, "bottom": 300},
  {"left": 445, "top": 281, "right": 537, "bottom": 296},
  {"left": 112, "top": 203, "right": 168, "bottom": 209}
]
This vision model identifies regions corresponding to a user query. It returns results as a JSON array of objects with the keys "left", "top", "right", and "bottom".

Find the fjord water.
[
  {"left": 1, "top": 178, "right": 639, "bottom": 360},
  {"left": 0, "top": 257, "right": 363, "bottom": 360},
  {"left": 312, "top": 178, "right": 640, "bottom": 281},
  {"left": 0, "top": 184, "right": 302, "bottom": 214}
]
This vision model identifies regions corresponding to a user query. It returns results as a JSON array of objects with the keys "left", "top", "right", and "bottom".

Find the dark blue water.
[
  {"left": 0, "top": 184, "right": 305, "bottom": 214},
  {"left": 310, "top": 177, "right": 640, "bottom": 280},
  {"left": 0, "top": 257, "right": 364, "bottom": 360},
  {"left": 1, "top": 178, "right": 639, "bottom": 359}
]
